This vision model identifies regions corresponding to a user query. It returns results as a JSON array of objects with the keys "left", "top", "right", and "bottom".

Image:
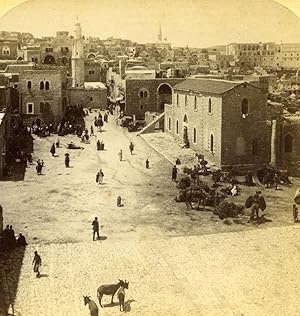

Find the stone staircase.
[{"left": 138, "top": 112, "right": 165, "bottom": 135}]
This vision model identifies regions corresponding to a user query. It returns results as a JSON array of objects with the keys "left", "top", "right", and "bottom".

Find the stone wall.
[
  {"left": 69, "top": 87, "right": 107, "bottom": 109},
  {"left": 221, "top": 83, "right": 270, "bottom": 167},
  {"left": 18, "top": 69, "right": 68, "bottom": 126},
  {"left": 165, "top": 91, "right": 222, "bottom": 166},
  {"left": 125, "top": 78, "right": 184, "bottom": 119},
  {"left": 281, "top": 118, "right": 300, "bottom": 176}
]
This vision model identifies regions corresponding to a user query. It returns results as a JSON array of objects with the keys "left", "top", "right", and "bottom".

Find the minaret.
[
  {"left": 157, "top": 23, "right": 162, "bottom": 42},
  {"left": 71, "top": 21, "right": 84, "bottom": 88}
]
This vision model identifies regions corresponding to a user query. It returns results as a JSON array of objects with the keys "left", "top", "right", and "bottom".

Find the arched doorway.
[
  {"left": 183, "top": 114, "right": 188, "bottom": 144},
  {"left": 157, "top": 83, "right": 172, "bottom": 111},
  {"left": 61, "top": 56, "right": 68, "bottom": 65},
  {"left": 44, "top": 55, "right": 56, "bottom": 65}
]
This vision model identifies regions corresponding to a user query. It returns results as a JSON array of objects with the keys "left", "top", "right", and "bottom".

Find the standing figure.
[
  {"left": 117, "top": 281, "right": 129, "bottom": 312},
  {"left": 293, "top": 204, "right": 299, "bottom": 223},
  {"left": 129, "top": 142, "right": 134, "bottom": 155},
  {"left": 99, "top": 119, "right": 103, "bottom": 132},
  {"left": 273, "top": 173, "right": 279, "bottom": 190},
  {"left": 118, "top": 150, "right": 123, "bottom": 161},
  {"left": 96, "top": 140, "right": 101, "bottom": 151},
  {"left": 83, "top": 296, "right": 99, "bottom": 316},
  {"left": 117, "top": 196, "right": 123, "bottom": 207},
  {"left": 65, "top": 153, "right": 70, "bottom": 168},
  {"left": 50, "top": 143, "right": 56, "bottom": 156},
  {"left": 55, "top": 137, "right": 60, "bottom": 148},
  {"left": 90, "top": 125, "right": 94, "bottom": 136},
  {"left": 32, "top": 251, "right": 42, "bottom": 277},
  {"left": 247, "top": 191, "right": 266, "bottom": 223},
  {"left": 145, "top": 159, "right": 150, "bottom": 169},
  {"left": 172, "top": 165, "right": 178, "bottom": 182},
  {"left": 97, "top": 169, "right": 104, "bottom": 185},
  {"left": 92, "top": 217, "right": 100, "bottom": 241}
]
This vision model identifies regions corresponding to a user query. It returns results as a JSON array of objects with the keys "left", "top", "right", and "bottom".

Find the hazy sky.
[{"left": 1, "top": 0, "right": 300, "bottom": 47}]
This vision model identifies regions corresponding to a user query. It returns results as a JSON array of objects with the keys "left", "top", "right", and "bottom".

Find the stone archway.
[
  {"left": 157, "top": 83, "right": 172, "bottom": 111},
  {"left": 44, "top": 55, "right": 56, "bottom": 65}
]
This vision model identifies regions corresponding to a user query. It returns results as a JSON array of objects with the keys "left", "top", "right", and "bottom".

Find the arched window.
[
  {"left": 185, "top": 95, "right": 188, "bottom": 107},
  {"left": 176, "top": 94, "right": 179, "bottom": 106},
  {"left": 241, "top": 99, "right": 249, "bottom": 115},
  {"left": 45, "top": 81, "right": 50, "bottom": 90},
  {"left": 194, "top": 96, "right": 197, "bottom": 110},
  {"left": 168, "top": 117, "right": 171, "bottom": 130},
  {"left": 90, "top": 97, "right": 93, "bottom": 101},
  {"left": 40, "top": 81, "right": 44, "bottom": 90},
  {"left": 27, "top": 81, "right": 32, "bottom": 89},
  {"left": 193, "top": 127, "right": 197, "bottom": 143},
  {"left": 210, "top": 133, "right": 214, "bottom": 153},
  {"left": 144, "top": 91, "right": 148, "bottom": 98},
  {"left": 284, "top": 134, "right": 293, "bottom": 153},
  {"left": 45, "top": 102, "right": 50, "bottom": 110},
  {"left": 140, "top": 91, "right": 143, "bottom": 98},
  {"left": 176, "top": 120, "right": 179, "bottom": 134},
  {"left": 208, "top": 98, "right": 212, "bottom": 113}
]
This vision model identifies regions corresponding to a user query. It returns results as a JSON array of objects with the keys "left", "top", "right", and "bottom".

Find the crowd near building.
[{"left": 0, "top": 22, "right": 300, "bottom": 177}]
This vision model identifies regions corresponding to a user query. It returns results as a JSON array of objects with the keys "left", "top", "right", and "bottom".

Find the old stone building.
[
  {"left": 69, "top": 82, "right": 107, "bottom": 109},
  {"left": 0, "top": 40, "right": 19, "bottom": 60},
  {"left": 18, "top": 67, "right": 68, "bottom": 126},
  {"left": 125, "top": 78, "right": 184, "bottom": 119},
  {"left": 165, "top": 78, "right": 270, "bottom": 169},
  {"left": 40, "top": 31, "right": 72, "bottom": 66}
]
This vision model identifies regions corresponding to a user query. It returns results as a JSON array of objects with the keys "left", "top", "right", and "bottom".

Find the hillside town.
[{"left": 0, "top": 18, "right": 300, "bottom": 316}]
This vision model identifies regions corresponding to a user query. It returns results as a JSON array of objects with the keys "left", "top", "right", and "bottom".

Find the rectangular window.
[
  {"left": 194, "top": 96, "right": 197, "bottom": 110},
  {"left": 176, "top": 93, "right": 179, "bottom": 106},
  {"left": 27, "top": 103, "right": 34, "bottom": 114}
]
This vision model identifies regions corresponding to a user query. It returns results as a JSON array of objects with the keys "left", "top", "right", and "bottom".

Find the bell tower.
[{"left": 71, "top": 21, "right": 84, "bottom": 87}]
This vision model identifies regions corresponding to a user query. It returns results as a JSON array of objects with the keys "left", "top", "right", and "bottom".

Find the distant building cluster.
[{"left": 0, "top": 23, "right": 300, "bottom": 177}]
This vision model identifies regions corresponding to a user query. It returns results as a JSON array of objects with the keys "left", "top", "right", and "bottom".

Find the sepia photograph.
[{"left": 0, "top": 0, "right": 300, "bottom": 315}]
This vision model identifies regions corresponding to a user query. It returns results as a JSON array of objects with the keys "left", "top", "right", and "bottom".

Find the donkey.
[
  {"left": 83, "top": 295, "right": 99, "bottom": 316},
  {"left": 97, "top": 279, "right": 125, "bottom": 307},
  {"left": 117, "top": 280, "right": 129, "bottom": 312}
]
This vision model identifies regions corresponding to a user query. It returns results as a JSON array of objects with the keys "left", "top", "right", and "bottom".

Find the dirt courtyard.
[
  {"left": 1, "top": 110, "right": 300, "bottom": 315},
  {"left": 1, "top": 110, "right": 298, "bottom": 244}
]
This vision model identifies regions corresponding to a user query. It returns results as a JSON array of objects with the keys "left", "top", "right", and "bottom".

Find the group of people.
[{"left": 1, "top": 224, "right": 27, "bottom": 252}]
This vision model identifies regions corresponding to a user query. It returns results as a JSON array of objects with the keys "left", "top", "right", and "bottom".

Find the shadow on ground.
[{"left": 0, "top": 246, "right": 26, "bottom": 315}]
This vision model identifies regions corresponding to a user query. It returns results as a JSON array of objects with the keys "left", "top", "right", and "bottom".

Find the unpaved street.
[{"left": 1, "top": 111, "right": 300, "bottom": 315}]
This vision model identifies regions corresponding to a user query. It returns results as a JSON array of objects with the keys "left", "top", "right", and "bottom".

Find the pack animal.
[
  {"left": 97, "top": 279, "right": 126, "bottom": 307},
  {"left": 83, "top": 295, "right": 99, "bottom": 316},
  {"left": 117, "top": 280, "right": 129, "bottom": 312}
]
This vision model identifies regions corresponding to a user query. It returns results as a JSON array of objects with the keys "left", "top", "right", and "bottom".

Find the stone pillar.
[{"left": 270, "top": 119, "right": 277, "bottom": 167}]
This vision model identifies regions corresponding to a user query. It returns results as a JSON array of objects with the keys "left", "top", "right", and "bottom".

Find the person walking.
[
  {"left": 97, "top": 169, "right": 104, "bottom": 185},
  {"left": 118, "top": 150, "right": 123, "bottom": 161},
  {"left": 65, "top": 153, "right": 70, "bottom": 168},
  {"left": 129, "top": 142, "right": 134, "bottom": 155},
  {"left": 92, "top": 217, "right": 100, "bottom": 241},
  {"left": 32, "top": 251, "right": 42, "bottom": 277},
  {"left": 145, "top": 159, "right": 150, "bottom": 169},
  {"left": 172, "top": 165, "right": 178, "bottom": 182}
]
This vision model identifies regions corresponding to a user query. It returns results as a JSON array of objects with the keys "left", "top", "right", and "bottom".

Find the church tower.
[{"left": 71, "top": 21, "right": 84, "bottom": 88}]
